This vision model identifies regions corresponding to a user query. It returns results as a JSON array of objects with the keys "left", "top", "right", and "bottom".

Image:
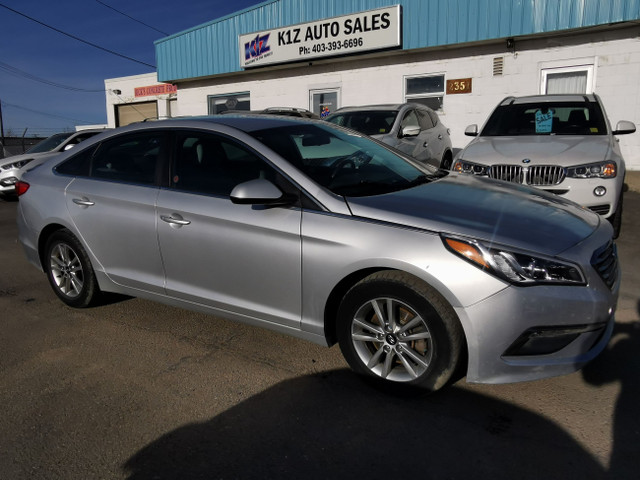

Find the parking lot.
[{"left": 1, "top": 186, "right": 639, "bottom": 479}]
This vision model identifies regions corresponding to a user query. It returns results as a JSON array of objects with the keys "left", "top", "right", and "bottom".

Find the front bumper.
[{"left": 458, "top": 278, "right": 617, "bottom": 384}]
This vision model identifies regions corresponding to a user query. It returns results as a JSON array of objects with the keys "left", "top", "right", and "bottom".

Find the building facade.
[{"left": 105, "top": 0, "right": 640, "bottom": 169}]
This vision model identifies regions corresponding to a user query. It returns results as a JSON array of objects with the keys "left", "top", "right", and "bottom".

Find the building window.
[
  {"left": 541, "top": 65, "right": 593, "bottom": 94},
  {"left": 309, "top": 88, "right": 340, "bottom": 118},
  {"left": 207, "top": 92, "right": 250, "bottom": 114},
  {"left": 405, "top": 75, "right": 445, "bottom": 111}
]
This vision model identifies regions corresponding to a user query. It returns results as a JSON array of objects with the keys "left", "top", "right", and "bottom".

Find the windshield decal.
[{"left": 535, "top": 109, "right": 554, "bottom": 133}]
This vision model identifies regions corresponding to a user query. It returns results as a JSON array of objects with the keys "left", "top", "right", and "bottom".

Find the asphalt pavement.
[{"left": 0, "top": 189, "right": 639, "bottom": 479}]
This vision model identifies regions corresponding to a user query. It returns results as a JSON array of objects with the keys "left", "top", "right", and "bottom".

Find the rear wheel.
[
  {"left": 337, "top": 271, "right": 464, "bottom": 393},
  {"left": 44, "top": 229, "right": 100, "bottom": 308},
  {"left": 440, "top": 151, "right": 453, "bottom": 170}
]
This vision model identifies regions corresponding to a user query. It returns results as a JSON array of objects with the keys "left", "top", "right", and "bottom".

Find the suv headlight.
[
  {"left": 566, "top": 161, "right": 616, "bottom": 179},
  {"left": 3, "top": 158, "right": 34, "bottom": 170},
  {"left": 452, "top": 159, "right": 489, "bottom": 176},
  {"left": 443, "top": 236, "right": 585, "bottom": 286}
]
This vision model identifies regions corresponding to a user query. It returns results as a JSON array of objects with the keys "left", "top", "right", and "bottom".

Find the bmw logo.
[{"left": 522, "top": 158, "right": 531, "bottom": 164}]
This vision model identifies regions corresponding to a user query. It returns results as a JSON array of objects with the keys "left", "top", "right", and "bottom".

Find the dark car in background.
[{"left": 325, "top": 103, "right": 453, "bottom": 169}]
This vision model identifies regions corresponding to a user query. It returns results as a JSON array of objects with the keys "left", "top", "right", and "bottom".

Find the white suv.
[
  {"left": 454, "top": 94, "right": 635, "bottom": 237},
  {"left": 0, "top": 129, "right": 107, "bottom": 197}
]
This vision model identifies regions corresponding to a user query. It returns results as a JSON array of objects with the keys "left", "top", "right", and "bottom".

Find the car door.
[
  {"left": 156, "top": 131, "right": 303, "bottom": 328},
  {"left": 417, "top": 108, "right": 446, "bottom": 165},
  {"left": 64, "top": 131, "right": 166, "bottom": 293}
]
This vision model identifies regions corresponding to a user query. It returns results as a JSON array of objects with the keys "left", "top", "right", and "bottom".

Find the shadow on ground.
[{"left": 123, "top": 319, "right": 640, "bottom": 480}]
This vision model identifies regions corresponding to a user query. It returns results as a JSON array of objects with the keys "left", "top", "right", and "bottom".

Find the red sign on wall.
[{"left": 134, "top": 84, "right": 178, "bottom": 97}]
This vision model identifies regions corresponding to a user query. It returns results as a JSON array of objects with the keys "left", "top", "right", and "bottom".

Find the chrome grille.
[
  {"left": 527, "top": 165, "right": 566, "bottom": 186},
  {"left": 489, "top": 165, "right": 523, "bottom": 183},
  {"left": 489, "top": 164, "right": 566, "bottom": 186},
  {"left": 591, "top": 241, "right": 618, "bottom": 290}
]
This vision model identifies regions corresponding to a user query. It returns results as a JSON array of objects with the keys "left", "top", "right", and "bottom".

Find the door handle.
[
  {"left": 72, "top": 198, "right": 95, "bottom": 207},
  {"left": 438, "top": 134, "right": 443, "bottom": 140},
  {"left": 423, "top": 142, "right": 429, "bottom": 148},
  {"left": 160, "top": 214, "right": 191, "bottom": 227}
]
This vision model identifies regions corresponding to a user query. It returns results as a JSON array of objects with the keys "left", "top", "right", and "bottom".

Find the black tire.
[
  {"left": 337, "top": 270, "right": 464, "bottom": 393},
  {"left": 608, "top": 193, "right": 623, "bottom": 239},
  {"left": 44, "top": 229, "right": 100, "bottom": 308},
  {"left": 440, "top": 151, "right": 453, "bottom": 170}
]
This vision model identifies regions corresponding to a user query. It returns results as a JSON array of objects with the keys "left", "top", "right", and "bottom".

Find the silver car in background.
[
  {"left": 325, "top": 103, "right": 453, "bottom": 169},
  {"left": 16, "top": 115, "right": 618, "bottom": 393},
  {"left": 0, "top": 129, "right": 106, "bottom": 197},
  {"left": 453, "top": 94, "right": 635, "bottom": 237}
]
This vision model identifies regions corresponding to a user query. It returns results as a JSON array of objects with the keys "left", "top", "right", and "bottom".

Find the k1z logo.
[{"left": 245, "top": 33, "right": 271, "bottom": 60}]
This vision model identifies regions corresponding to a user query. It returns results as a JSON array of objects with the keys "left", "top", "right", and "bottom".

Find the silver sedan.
[{"left": 15, "top": 115, "right": 618, "bottom": 393}]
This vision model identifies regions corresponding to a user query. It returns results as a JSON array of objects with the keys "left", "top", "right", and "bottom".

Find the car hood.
[
  {"left": 460, "top": 135, "right": 611, "bottom": 164},
  {"left": 345, "top": 173, "right": 600, "bottom": 255}
]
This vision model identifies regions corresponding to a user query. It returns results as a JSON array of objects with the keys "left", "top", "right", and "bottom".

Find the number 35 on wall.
[{"left": 446, "top": 78, "right": 472, "bottom": 94}]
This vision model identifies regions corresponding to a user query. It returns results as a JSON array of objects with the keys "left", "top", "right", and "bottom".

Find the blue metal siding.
[{"left": 156, "top": 0, "right": 640, "bottom": 81}]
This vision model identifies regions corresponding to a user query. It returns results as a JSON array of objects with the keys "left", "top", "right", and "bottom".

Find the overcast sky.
[{"left": 0, "top": 0, "right": 264, "bottom": 137}]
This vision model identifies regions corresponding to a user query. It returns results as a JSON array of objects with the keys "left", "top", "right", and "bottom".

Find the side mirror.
[
  {"left": 230, "top": 178, "right": 295, "bottom": 206},
  {"left": 465, "top": 125, "right": 479, "bottom": 137},
  {"left": 612, "top": 120, "right": 636, "bottom": 135},
  {"left": 400, "top": 126, "right": 421, "bottom": 138}
]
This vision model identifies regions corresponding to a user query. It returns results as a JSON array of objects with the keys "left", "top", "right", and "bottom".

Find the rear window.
[
  {"left": 481, "top": 101, "right": 607, "bottom": 136},
  {"left": 326, "top": 111, "right": 398, "bottom": 135}
]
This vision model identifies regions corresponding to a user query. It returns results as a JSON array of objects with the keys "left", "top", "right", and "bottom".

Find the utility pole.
[{"left": 0, "top": 99, "right": 5, "bottom": 159}]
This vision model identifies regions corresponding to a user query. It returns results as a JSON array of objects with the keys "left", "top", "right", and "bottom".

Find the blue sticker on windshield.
[{"left": 535, "top": 109, "right": 554, "bottom": 133}]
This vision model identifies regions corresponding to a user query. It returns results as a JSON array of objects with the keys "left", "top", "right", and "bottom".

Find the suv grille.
[
  {"left": 591, "top": 241, "right": 618, "bottom": 290},
  {"left": 490, "top": 165, "right": 565, "bottom": 186},
  {"left": 489, "top": 165, "right": 523, "bottom": 183},
  {"left": 527, "top": 165, "right": 566, "bottom": 186}
]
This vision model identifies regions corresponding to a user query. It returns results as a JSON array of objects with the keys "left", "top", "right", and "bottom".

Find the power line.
[
  {"left": 0, "top": 3, "right": 156, "bottom": 69},
  {"left": 0, "top": 60, "right": 106, "bottom": 93},
  {"left": 95, "top": 0, "right": 168, "bottom": 35},
  {"left": 1, "top": 99, "right": 94, "bottom": 124}
]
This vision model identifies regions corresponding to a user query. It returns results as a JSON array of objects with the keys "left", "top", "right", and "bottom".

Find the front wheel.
[
  {"left": 337, "top": 271, "right": 464, "bottom": 393},
  {"left": 44, "top": 229, "right": 100, "bottom": 308}
]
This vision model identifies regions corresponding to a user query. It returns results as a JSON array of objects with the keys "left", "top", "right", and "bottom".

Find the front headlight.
[
  {"left": 452, "top": 159, "right": 489, "bottom": 176},
  {"left": 566, "top": 161, "right": 616, "bottom": 179},
  {"left": 3, "top": 158, "right": 34, "bottom": 170},
  {"left": 442, "top": 236, "right": 585, "bottom": 286}
]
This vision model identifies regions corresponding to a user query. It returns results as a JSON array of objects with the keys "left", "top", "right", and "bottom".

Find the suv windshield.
[
  {"left": 26, "top": 132, "right": 74, "bottom": 154},
  {"left": 326, "top": 111, "right": 398, "bottom": 135},
  {"left": 481, "top": 101, "right": 607, "bottom": 136},
  {"left": 250, "top": 123, "right": 433, "bottom": 197}
]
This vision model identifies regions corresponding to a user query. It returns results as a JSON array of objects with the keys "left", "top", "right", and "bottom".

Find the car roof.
[
  {"left": 329, "top": 103, "right": 427, "bottom": 114},
  {"left": 499, "top": 94, "right": 599, "bottom": 106},
  {"left": 117, "top": 114, "right": 321, "bottom": 135}
]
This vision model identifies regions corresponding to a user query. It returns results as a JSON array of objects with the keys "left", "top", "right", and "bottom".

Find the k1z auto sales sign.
[{"left": 239, "top": 5, "right": 401, "bottom": 68}]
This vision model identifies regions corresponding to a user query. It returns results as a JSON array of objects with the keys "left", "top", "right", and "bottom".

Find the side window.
[
  {"left": 417, "top": 109, "right": 435, "bottom": 130},
  {"left": 55, "top": 144, "right": 98, "bottom": 177},
  {"left": 91, "top": 132, "right": 162, "bottom": 185},
  {"left": 400, "top": 110, "right": 420, "bottom": 132},
  {"left": 172, "top": 132, "right": 276, "bottom": 197}
]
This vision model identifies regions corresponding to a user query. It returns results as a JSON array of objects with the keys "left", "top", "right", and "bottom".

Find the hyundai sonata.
[{"left": 16, "top": 115, "right": 618, "bottom": 392}]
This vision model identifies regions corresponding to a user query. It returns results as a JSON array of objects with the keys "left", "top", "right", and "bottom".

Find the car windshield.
[
  {"left": 26, "top": 132, "right": 74, "bottom": 153},
  {"left": 481, "top": 101, "right": 608, "bottom": 136},
  {"left": 325, "top": 111, "right": 398, "bottom": 135},
  {"left": 250, "top": 123, "right": 434, "bottom": 197}
]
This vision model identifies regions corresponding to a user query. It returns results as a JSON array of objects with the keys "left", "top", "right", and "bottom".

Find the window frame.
[
  {"left": 207, "top": 92, "right": 251, "bottom": 115},
  {"left": 404, "top": 74, "right": 446, "bottom": 112},
  {"left": 541, "top": 65, "right": 594, "bottom": 94}
]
